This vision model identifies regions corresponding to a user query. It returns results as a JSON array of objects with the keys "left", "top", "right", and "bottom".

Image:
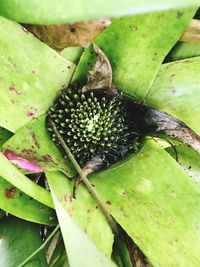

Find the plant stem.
[
  {"left": 145, "top": 109, "right": 200, "bottom": 155},
  {"left": 48, "top": 117, "right": 119, "bottom": 235},
  {"left": 16, "top": 225, "right": 60, "bottom": 267}
]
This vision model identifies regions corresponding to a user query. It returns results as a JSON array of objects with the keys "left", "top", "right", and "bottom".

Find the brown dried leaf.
[
  {"left": 81, "top": 44, "right": 112, "bottom": 92},
  {"left": 180, "top": 19, "right": 200, "bottom": 43},
  {"left": 25, "top": 18, "right": 111, "bottom": 51}
]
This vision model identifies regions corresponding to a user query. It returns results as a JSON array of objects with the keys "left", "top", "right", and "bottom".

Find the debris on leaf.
[
  {"left": 81, "top": 44, "right": 112, "bottom": 93},
  {"left": 24, "top": 19, "right": 111, "bottom": 51},
  {"left": 3, "top": 150, "right": 43, "bottom": 173}
]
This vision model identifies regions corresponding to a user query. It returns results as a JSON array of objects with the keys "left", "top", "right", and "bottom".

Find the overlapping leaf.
[
  {"left": 0, "top": 0, "right": 198, "bottom": 24},
  {"left": 46, "top": 171, "right": 113, "bottom": 258},
  {"left": 0, "top": 128, "right": 12, "bottom": 149},
  {"left": 3, "top": 115, "right": 75, "bottom": 177},
  {"left": 51, "top": 191, "right": 116, "bottom": 267},
  {"left": 88, "top": 139, "right": 200, "bottom": 267},
  {"left": 169, "top": 41, "right": 200, "bottom": 61},
  {"left": 0, "top": 217, "right": 48, "bottom": 266},
  {"left": 145, "top": 56, "right": 200, "bottom": 135},
  {"left": 166, "top": 144, "right": 200, "bottom": 184},
  {"left": 0, "top": 16, "right": 75, "bottom": 133},
  {"left": 73, "top": 9, "right": 195, "bottom": 100},
  {"left": 0, "top": 152, "right": 53, "bottom": 208},
  {"left": 0, "top": 176, "right": 56, "bottom": 225}
]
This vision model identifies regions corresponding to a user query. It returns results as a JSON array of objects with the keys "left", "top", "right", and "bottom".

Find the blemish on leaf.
[
  {"left": 106, "top": 200, "right": 111, "bottom": 205},
  {"left": 9, "top": 84, "right": 22, "bottom": 96},
  {"left": 170, "top": 87, "right": 176, "bottom": 94},
  {"left": 5, "top": 187, "right": 16, "bottom": 199},
  {"left": 95, "top": 205, "right": 98, "bottom": 209},
  {"left": 27, "top": 111, "right": 34, "bottom": 117},
  {"left": 177, "top": 11, "right": 184, "bottom": 18},
  {"left": 120, "top": 191, "right": 126, "bottom": 198},
  {"left": 31, "top": 132, "right": 40, "bottom": 148},
  {"left": 21, "top": 148, "right": 34, "bottom": 156},
  {"left": 42, "top": 154, "right": 54, "bottom": 162},
  {"left": 63, "top": 195, "right": 68, "bottom": 202},
  {"left": 171, "top": 190, "right": 177, "bottom": 198}
]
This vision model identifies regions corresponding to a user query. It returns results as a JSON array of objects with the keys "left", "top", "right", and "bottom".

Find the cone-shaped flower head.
[{"left": 47, "top": 89, "right": 139, "bottom": 166}]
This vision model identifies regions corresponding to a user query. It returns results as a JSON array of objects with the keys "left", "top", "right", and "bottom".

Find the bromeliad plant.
[
  {"left": 47, "top": 44, "right": 200, "bottom": 183},
  {"left": 0, "top": 1, "right": 200, "bottom": 267}
]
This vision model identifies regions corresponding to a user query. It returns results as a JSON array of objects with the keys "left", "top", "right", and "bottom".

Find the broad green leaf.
[
  {"left": 51, "top": 191, "right": 116, "bottom": 267},
  {"left": 169, "top": 42, "right": 200, "bottom": 61},
  {"left": 166, "top": 144, "right": 200, "bottom": 184},
  {"left": 46, "top": 171, "right": 113, "bottom": 258},
  {"left": 0, "top": 128, "right": 12, "bottom": 149},
  {"left": 0, "top": 16, "right": 75, "bottom": 132},
  {"left": 84, "top": 139, "right": 200, "bottom": 267},
  {"left": 3, "top": 115, "right": 75, "bottom": 177},
  {"left": 0, "top": 152, "right": 54, "bottom": 208},
  {"left": 0, "top": 217, "right": 48, "bottom": 267},
  {"left": 73, "top": 9, "right": 195, "bottom": 100},
  {"left": 0, "top": 0, "right": 198, "bottom": 24},
  {"left": 60, "top": 47, "right": 83, "bottom": 64},
  {"left": 0, "top": 176, "right": 56, "bottom": 225},
  {"left": 145, "top": 57, "right": 200, "bottom": 135}
]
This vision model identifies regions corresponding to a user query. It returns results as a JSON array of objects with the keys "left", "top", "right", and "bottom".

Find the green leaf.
[
  {"left": 49, "top": 238, "right": 69, "bottom": 267},
  {"left": 0, "top": 0, "right": 198, "bottom": 24},
  {"left": 0, "top": 128, "right": 12, "bottom": 149},
  {"left": 60, "top": 47, "right": 83, "bottom": 64},
  {"left": 0, "top": 176, "right": 56, "bottom": 225},
  {"left": 145, "top": 56, "right": 200, "bottom": 135},
  {"left": 0, "top": 152, "right": 54, "bottom": 208},
  {"left": 85, "top": 139, "right": 200, "bottom": 267},
  {"left": 166, "top": 144, "right": 200, "bottom": 184},
  {"left": 73, "top": 9, "right": 195, "bottom": 100},
  {"left": 3, "top": 115, "right": 75, "bottom": 177},
  {"left": 169, "top": 42, "right": 200, "bottom": 61},
  {"left": 0, "top": 217, "right": 48, "bottom": 267},
  {"left": 50, "top": 190, "right": 116, "bottom": 267},
  {"left": 112, "top": 237, "right": 132, "bottom": 267},
  {"left": 46, "top": 171, "right": 114, "bottom": 258},
  {"left": 0, "top": 15, "right": 75, "bottom": 133}
]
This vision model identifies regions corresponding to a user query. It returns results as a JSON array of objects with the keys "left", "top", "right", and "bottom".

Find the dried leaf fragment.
[
  {"left": 25, "top": 19, "right": 111, "bottom": 50},
  {"left": 180, "top": 19, "right": 200, "bottom": 43},
  {"left": 81, "top": 44, "right": 112, "bottom": 92}
]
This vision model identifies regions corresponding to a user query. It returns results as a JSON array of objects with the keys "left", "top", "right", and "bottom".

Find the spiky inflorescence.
[{"left": 47, "top": 89, "right": 140, "bottom": 167}]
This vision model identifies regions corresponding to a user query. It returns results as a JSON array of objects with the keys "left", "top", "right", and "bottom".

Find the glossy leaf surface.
[{"left": 0, "top": 0, "right": 198, "bottom": 24}]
